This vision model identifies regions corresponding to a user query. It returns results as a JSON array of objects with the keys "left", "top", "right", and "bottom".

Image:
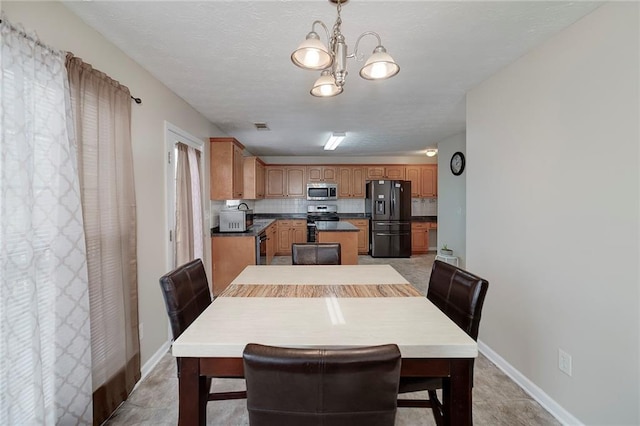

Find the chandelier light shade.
[
  {"left": 426, "top": 148, "right": 438, "bottom": 157},
  {"left": 292, "top": 0, "right": 400, "bottom": 97},
  {"left": 291, "top": 31, "right": 333, "bottom": 70},
  {"left": 324, "top": 132, "right": 346, "bottom": 150},
  {"left": 311, "top": 70, "right": 343, "bottom": 97}
]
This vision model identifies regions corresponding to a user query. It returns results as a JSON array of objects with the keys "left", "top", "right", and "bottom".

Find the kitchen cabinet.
[
  {"left": 366, "top": 165, "right": 406, "bottom": 180},
  {"left": 307, "top": 166, "right": 337, "bottom": 182},
  {"left": 210, "top": 137, "right": 244, "bottom": 200},
  {"left": 265, "top": 166, "right": 306, "bottom": 198},
  {"left": 211, "top": 235, "right": 255, "bottom": 295},
  {"left": 411, "top": 221, "right": 437, "bottom": 254},
  {"left": 406, "top": 165, "right": 438, "bottom": 197},
  {"left": 276, "top": 219, "right": 307, "bottom": 254},
  {"left": 337, "top": 166, "right": 366, "bottom": 198},
  {"left": 342, "top": 218, "right": 369, "bottom": 254},
  {"left": 243, "top": 156, "right": 265, "bottom": 199}
]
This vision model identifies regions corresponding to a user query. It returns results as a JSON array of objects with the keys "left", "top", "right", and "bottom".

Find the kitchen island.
[{"left": 315, "top": 221, "right": 359, "bottom": 265}]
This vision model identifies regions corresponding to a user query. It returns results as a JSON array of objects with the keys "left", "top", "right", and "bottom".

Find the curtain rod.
[{"left": 1, "top": 19, "right": 142, "bottom": 105}]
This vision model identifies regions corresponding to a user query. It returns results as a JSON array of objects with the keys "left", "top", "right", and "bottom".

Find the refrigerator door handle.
[
  {"left": 390, "top": 188, "right": 395, "bottom": 218},
  {"left": 375, "top": 232, "right": 410, "bottom": 236}
]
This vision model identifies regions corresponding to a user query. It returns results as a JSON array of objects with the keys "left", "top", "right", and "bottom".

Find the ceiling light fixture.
[
  {"left": 291, "top": 0, "right": 400, "bottom": 98},
  {"left": 426, "top": 148, "right": 438, "bottom": 157},
  {"left": 324, "top": 132, "right": 346, "bottom": 150}
]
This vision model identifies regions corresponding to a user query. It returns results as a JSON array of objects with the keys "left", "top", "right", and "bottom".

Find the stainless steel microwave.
[{"left": 306, "top": 183, "right": 338, "bottom": 201}]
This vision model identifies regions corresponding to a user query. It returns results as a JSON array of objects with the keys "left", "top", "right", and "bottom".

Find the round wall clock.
[{"left": 450, "top": 152, "right": 465, "bottom": 176}]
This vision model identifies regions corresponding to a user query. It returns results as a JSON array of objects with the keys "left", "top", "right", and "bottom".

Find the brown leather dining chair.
[
  {"left": 291, "top": 242, "right": 341, "bottom": 265},
  {"left": 397, "top": 260, "right": 489, "bottom": 426},
  {"left": 158, "top": 259, "right": 246, "bottom": 405},
  {"left": 243, "top": 343, "right": 401, "bottom": 426}
]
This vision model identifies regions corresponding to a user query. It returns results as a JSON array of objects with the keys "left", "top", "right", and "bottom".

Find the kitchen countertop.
[
  {"left": 316, "top": 221, "right": 359, "bottom": 232},
  {"left": 211, "top": 218, "right": 276, "bottom": 237}
]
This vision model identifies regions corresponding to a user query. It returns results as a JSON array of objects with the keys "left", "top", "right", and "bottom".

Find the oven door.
[
  {"left": 307, "top": 222, "right": 316, "bottom": 243},
  {"left": 256, "top": 232, "right": 268, "bottom": 265}
]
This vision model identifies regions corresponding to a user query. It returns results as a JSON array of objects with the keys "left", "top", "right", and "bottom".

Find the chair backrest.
[
  {"left": 243, "top": 343, "right": 401, "bottom": 426},
  {"left": 158, "top": 258, "right": 212, "bottom": 340},
  {"left": 427, "top": 260, "right": 489, "bottom": 340},
  {"left": 291, "top": 243, "right": 341, "bottom": 265}
]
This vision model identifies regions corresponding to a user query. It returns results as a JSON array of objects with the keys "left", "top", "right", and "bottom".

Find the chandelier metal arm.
[
  {"left": 310, "top": 20, "right": 332, "bottom": 46},
  {"left": 350, "top": 31, "right": 383, "bottom": 61}
]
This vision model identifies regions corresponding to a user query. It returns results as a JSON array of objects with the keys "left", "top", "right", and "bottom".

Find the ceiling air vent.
[{"left": 254, "top": 122, "right": 270, "bottom": 131}]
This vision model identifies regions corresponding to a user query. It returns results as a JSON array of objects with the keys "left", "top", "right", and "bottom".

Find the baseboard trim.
[
  {"left": 478, "top": 340, "right": 583, "bottom": 426},
  {"left": 135, "top": 339, "right": 172, "bottom": 391}
]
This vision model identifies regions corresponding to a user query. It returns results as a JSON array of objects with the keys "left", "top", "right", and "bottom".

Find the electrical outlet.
[{"left": 558, "top": 348, "right": 572, "bottom": 376}]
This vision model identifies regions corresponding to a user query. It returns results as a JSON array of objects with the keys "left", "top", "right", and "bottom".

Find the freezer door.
[{"left": 370, "top": 221, "right": 412, "bottom": 258}]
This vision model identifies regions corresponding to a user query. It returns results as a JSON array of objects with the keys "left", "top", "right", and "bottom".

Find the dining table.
[{"left": 171, "top": 264, "right": 477, "bottom": 425}]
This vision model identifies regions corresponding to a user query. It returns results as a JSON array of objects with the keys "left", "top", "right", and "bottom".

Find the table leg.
[
  {"left": 445, "top": 359, "right": 473, "bottom": 425},
  {"left": 178, "top": 357, "right": 206, "bottom": 426}
]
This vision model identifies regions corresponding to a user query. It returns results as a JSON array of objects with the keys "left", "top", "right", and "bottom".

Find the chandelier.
[{"left": 291, "top": 0, "right": 400, "bottom": 97}]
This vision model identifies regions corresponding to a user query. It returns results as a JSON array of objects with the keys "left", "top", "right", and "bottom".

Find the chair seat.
[{"left": 398, "top": 377, "right": 442, "bottom": 394}]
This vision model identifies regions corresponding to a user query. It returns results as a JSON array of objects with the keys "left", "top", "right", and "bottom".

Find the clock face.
[{"left": 450, "top": 152, "right": 465, "bottom": 176}]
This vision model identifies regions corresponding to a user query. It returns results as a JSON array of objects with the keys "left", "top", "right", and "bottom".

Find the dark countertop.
[
  {"left": 337, "top": 213, "right": 369, "bottom": 219},
  {"left": 316, "top": 221, "right": 359, "bottom": 232},
  {"left": 211, "top": 218, "right": 276, "bottom": 237},
  {"left": 254, "top": 213, "right": 307, "bottom": 220}
]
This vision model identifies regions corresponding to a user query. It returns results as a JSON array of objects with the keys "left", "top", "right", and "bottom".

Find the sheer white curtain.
[
  {"left": 175, "top": 142, "right": 203, "bottom": 265},
  {"left": 0, "top": 15, "right": 93, "bottom": 425}
]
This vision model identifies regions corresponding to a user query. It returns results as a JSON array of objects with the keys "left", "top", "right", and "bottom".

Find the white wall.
[
  {"left": 436, "top": 132, "right": 466, "bottom": 266},
  {"left": 466, "top": 3, "right": 639, "bottom": 424},
  {"left": 1, "top": 1, "right": 225, "bottom": 366}
]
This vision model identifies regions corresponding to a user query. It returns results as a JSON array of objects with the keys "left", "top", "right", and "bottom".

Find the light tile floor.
[{"left": 106, "top": 255, "right": 560, "bottom": 425}]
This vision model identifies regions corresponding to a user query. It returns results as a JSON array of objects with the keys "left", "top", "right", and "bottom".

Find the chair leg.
[{"left": 428, "top": 390, "right": 445, "bottom": 426}]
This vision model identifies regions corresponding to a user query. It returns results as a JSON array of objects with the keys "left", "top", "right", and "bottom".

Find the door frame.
[{"left": 164, "top": 121, "right": 205, "bottom": 271}]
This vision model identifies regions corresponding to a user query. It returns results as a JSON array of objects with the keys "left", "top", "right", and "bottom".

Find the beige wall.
[
  {"left": 467, "top": 3, "right": 639, "bottom": 424},
  {"left": 1, "top": 1, "right": 225, "bottom": 366}
]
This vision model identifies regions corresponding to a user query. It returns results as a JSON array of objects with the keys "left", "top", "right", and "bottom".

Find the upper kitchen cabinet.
[
  {"left": 406, "top": 165, "right": 438, "bottom": 197},
  {"left": 265, "top": 166, "right": 306, "bottom": 198},
  {"left": 366, "top": 165, "right": 406, "bottom": 180},
  {"left": 243, "top": 156, "right": 265, "bottom": 199},
  {"left": 337, "top": 166, "right": 366, "bottom": 198},
  {"left": 307, "top": 166, "right": 337, "bottom": 182},
  {"left": 210, "top": 137, "right": 244, "bottom": 200}
]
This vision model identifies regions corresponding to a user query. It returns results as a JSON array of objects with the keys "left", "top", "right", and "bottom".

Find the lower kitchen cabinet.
[
  {"left": 266, "top": 222, "right": 277, "bottom": 264},
  {"left": 411, "top": 222, "right": 437, "bottom": 254},
  {"left": 342, "top": 219, "right": 370, "bottom": 254},
  {"left": 211, "top": 235, "right": 255, "bottom": 295},
  {"left": 276, "top": 219, "right": 306, "bottom": 255}
]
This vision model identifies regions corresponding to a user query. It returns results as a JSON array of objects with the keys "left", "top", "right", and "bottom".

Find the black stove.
[{"left": 306, "top": 205, "right": 339, "bottom": 242}]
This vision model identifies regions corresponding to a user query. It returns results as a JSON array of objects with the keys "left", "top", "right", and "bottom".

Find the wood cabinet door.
[
  {"left": 405, "top": 166, "right": 421, "bottom": 197},
  {"left": 420, "top": 165, "right": 437, "bottom": 197},
  {"left": 277, "top": 221, "right": 292, "bottom": 253},
  {"left": 292, "top": 225, "right": 307, "bottom": 244},
  {"left": 411, "top": 223, "right": 429, "bottom": 253},
  {"left": 286, "top": 166, "right": 306, "bottom": 197},
  {"left": 307, "top": 166, "right": 323, "bottom": 182},
  {"left": 351, "top": 167, "right": 366, "bottom": 198},
  {"left": 265, "top": 167, "right": 285, "bottom": 198},
  {"left": 337, "top": 167, "right": 352, "bottom": 198},
  {"left": 256, "top": 162, "right": 265, "bottom": 198},
  {"left": 232, "top": 143, "right": 244, "bottom": 199},
  {"left": 366, "top": 166, "right": 385, "bottom": 180},
  {"left": 385, "top": 165, "right": 405, "bottom": 180},
  {"left": 322, "top": 167, "right": 337, "bottom": 182}
]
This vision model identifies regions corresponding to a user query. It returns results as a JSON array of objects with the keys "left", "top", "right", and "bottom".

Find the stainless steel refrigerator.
[{"left": 366, "top": 180, "right": 412, "bottom": 257}]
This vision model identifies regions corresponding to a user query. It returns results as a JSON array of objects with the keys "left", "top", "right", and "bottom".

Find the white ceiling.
[{"left": 63, "top": 1, "right": 602, "bottom": 157}]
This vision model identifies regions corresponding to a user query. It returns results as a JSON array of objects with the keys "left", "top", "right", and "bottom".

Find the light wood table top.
[{"left": 219, "top": 264, "right": 421, "bottom": 298}]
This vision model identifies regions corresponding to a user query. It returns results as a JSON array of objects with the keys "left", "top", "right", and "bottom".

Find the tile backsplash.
[
  {"left": 210, "top": 197, "right": 436, "bottom": 227},
  {"left": 411, "top": 198, "right": 438, "bottom": 216}
]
